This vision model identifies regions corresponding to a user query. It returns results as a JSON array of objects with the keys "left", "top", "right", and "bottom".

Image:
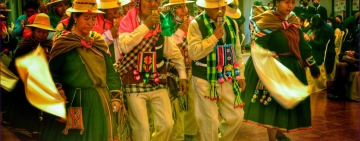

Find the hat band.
[{"left": 73, "top": 2, "right": 98, "bottom": 11}]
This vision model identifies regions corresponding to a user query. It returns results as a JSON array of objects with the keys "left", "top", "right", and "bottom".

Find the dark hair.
[
  {"left": 66, "top": 12, "right": 84, "bottom": 31},
  {"left": 24, "top": 1, "right": 39, "bottom": 10},
  {"left": 327, "top": 16, "right": 338, "bottom": 30},
  {"left": 310, "top": 14, "right": 325, "bottom": 30},
  {"left": 335, "top": 15, "right": 343, "bottom": 21}
]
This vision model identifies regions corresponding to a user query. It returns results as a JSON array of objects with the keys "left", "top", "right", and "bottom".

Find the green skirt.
[
  {"left": 39, "top": 87, "right": 118, "bottom": 141},
  {"left": 242, "top": 56, "right": 312, "bottom": 132}
]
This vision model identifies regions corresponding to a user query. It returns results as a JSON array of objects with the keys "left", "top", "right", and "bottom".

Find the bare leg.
[{"left": 267, "top": 128, "right": 277, "bottom": 141}]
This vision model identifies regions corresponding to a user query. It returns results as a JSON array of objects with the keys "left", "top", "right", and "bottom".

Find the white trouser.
[
  {"left": 172, "top": 70, "right": 198, "bottom": 141},
  {"left": 126, "top": 89, "right": 173, "bottom": 141},
  {"left": 192, "top": 76, "right": 244, "bottom": 141}
]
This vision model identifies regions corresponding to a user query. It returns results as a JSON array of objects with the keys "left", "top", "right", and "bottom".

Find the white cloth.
[
  {"left": 251, "top": 43, "right": 309, "bottom": 109},
  {"left": 125, "top": 89, "right": 173, "bottom": 141},
  {"left": 192, "top": 76, "right": 244, "bottom": 141},
  {"left": 187, "top": 18, "right": 245, "bottom": 79},
  {"left": 118, "top": 24, "right": 187, "bottom": 79},
  {"left": 15, "top": 45, "right": 66, "bottom": 118},
  {"left": 103, "top": 30, "right": 121, "bottom": 61}
]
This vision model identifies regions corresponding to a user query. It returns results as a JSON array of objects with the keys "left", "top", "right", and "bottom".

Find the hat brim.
[
  {"left": 0, "top": 9, "right": 11, "bottom": 12},
  {"left": 164, "top": 1, "right": 195, "bottom": 7},
  {"left": 26, "top": 24, "right": 55, "bottom": 32},
  {"left": 98, "top": 1, "right": 120, "bottom": 9},
  {"left": 47, "top": 0, "right": 63, "bottom": 5},
  {"left": 67, "top": 8, "right": 105, "bottom": 14},
  {"left": 225, "top": 6, "right": 241, "bottom": 19},
  {"left": 121, "top": 1, "right": 132, "bottom": 6},
  {"left": 196, "top": 0, "right": 233, "bottom": 8}
]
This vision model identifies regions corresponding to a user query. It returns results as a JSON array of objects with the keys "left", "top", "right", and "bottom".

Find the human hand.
[
  {"left": 179, "top": 79, "right": 188, "bottom": 96},
  {"left": 303, "top": 33, "right": 310, "bottom": 41},
  {"left": 179, "top": 20, "right": 189, "bottom": 32},
  {"left": 213, "top": 25, "right": 224, "bottom": 39},
  {"left": 110, "top": 23, "right": 119, "bottom": 38},
  {"left": 58, "top": 89, "right": 68, "bottom": 103},
  {"left": 309, "top": 65, "right": 320, "bottom": 79},
  {"left": 237, "top": 79, "right": 246, "bottom": 92},
  {"left": 112, "top": 101, "right": 121, "bottom": 113},
  {"left": 143, "top": 13, "right": 160, "bottom": 29}
]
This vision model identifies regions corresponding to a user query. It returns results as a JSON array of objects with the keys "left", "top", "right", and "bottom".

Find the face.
[
  {"left": 33, "top": 28, "right": 49, "bottom": 42},
  {"left": 302, "top": 0, "right": 309, "bottom": 6},
  {"left": 105, "top": 8, "right": 120, "bottom": 19},
  {"left": 276, "top": 0, "right": 295, "bottom": 16},
  {"left": 25, "top": 8, "right": 37, "bottom": 18},
  {"left": 313, "top": 0, "right": 319, "bottom": 6},
  {"left": 335, "top": 17, "right": 341, "bottom": 23},
  {"left": 268, "top": 3, "right": 273, "bottom": 8},
  {"left": 173, "top": 4, "right": 188, "bottom": 20},
  {"left": 140, "top": 0, "right": 160, "bottom": 17},
  {"left": 39, "top": 5, "right": 49, "bottom": 14},
  {"left": 73, "top": 13, "right": 97, "bottom": 36},
  {"left": 204, "top": 6, "right": 226, "bottom": 22},
  {"left": 122, "top": 2, "right": 135, "bottom": 15},
  {"left": 55, "top": 2, "right": 69, "bottom": 16},
  {"left": 1, "top": 12, "right": 9, "bottom": 21}
]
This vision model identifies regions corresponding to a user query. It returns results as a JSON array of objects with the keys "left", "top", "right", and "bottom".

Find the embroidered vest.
[{"left": 192, "top": 15, "right": 237, "bottom": 80}]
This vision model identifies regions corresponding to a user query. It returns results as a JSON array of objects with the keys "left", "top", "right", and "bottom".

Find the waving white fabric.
[
  {"left": 251, "top": 43, "right": 309, "bottom": 109},
  {"left": 15, "top": 45, "right": 66, "bottom": 119},
  {"left": 1, "top": 61, "right": 19, "bottom": 91}
]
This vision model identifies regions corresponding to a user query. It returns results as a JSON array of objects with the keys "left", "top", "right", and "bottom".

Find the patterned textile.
[
  {"left": 116, "top": 33, "right": 160, "bottom": 75},
  {"left": 202, "top": 13, "right": 243, "bottom": 107}
]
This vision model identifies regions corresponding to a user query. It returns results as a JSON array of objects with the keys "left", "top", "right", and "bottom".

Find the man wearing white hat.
[
  {"left": 93, "top": 0, "right": 121, "bottom": 63},
  {"left": 116, "top": 0, "right": 188, "bottom": 140},
  {"left": 187, "top": 0, "right": 246, "bottom": 140},
  {"left": 161, "top": 0, "right": 198, "bottom": 140},
  {"left": 119, "top": 0, "right": 135, "bottom": 18}
]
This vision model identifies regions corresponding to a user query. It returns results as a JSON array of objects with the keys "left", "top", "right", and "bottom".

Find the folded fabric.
[
  {"left": 15, "top": 45, "right": 66, "bottom": 119},
  {"left": 251, "top": 42, "right": 309, "bottom": 109},
  {"left": 0, "top": 61, "right": 18, "bottom": 91}
]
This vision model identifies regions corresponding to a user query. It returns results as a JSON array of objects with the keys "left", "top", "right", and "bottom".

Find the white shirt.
[
  {"left": 187, "top": 17, "right": 245, "bottom": 79},
  {"left": 118, "top": 23, "right": 187, "bottom": 79}
]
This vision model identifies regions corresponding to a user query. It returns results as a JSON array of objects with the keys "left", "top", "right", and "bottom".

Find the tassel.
[
  {"left": 80, "top": 129, "right": 84, "bottom": 135},
  {"left": 62, "top": 128, "right": 69, "bottom": 135}
]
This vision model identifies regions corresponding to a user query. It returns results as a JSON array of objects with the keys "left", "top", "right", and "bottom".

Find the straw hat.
[
  {"left": 26, "top": 13, "right": 55, "bottom": 31},
  {"left": 0, "top": 3, "right": 11, "bottom": 12},
  {"left": 65, "top": 7, "right": 72, "bottom": 16},
  {"left": 196, "top": 0, "right": 233, "bottom": 8},
  {"left": 119, "top": 0, "right": 132, "bottom": 6},
  {"left": 97, "top": 0, "right": 121, "bottom": 9},
  {"left": 67, "top": 0, "right": 104, "bottom": 13},
  {"left": 225, "top": 5, "right": 241, "bottom": 19},
  {"left": 47, "top": 0, "right": 64, "bottom": 5},
  {"left": 163, "top": 0, "right": 194, "bottom": 7}
]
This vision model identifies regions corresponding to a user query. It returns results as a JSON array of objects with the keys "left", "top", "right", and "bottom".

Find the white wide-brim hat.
[
  {"left": 47, "top": 0, "right": 64, "bottom": 5},
  {"left": 67, "top": 0, "right": 104, "bottom": 13},
  {"left": 119, "top": 0, "right": 132, "bottom": 7},
  {"left": 163, "top": 0, "right": 194, "bottom": 7},
  {"left": 196, "top": 0, "right": 233, "bottom": 8},
  {"left": 97, "top": 0, "right": 121, "bottom": 9},
  {"left": 225, "top": 5, "right": 241, "bottom": 19}
]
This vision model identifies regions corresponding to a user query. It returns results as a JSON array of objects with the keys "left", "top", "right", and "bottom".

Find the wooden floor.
[{"left": 1, "top": 90, "right": 359, "bottom": 141}]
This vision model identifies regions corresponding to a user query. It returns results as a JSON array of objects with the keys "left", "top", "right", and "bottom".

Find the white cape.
[
  {"left": 251, "top": 43, "right": 309, "bottom": 109},
  {"left": 15, "top": 45, "right": 66, "bottom": 118}
]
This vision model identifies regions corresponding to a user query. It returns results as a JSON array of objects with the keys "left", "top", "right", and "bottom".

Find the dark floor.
[{"left": 1, "top": 90, "right": 359, "bottom": 141}]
